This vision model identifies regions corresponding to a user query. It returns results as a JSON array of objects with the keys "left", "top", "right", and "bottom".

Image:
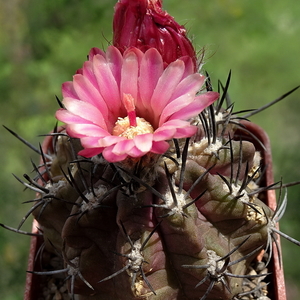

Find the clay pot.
[{"left": 24, "top": 123, "right": 286, "bottom": 300}]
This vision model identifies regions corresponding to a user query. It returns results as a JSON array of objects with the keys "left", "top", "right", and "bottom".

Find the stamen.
[
  {"left": 123, "top": 93, "right": 137, "bottom": 127},
  {"left": 112, "top": 94, "right": 154, "bottom": 139}
]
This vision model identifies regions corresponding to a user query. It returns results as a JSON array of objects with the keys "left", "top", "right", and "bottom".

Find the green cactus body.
[
  {"left": 2, "top": 1, "right": 300, "bottom": 299},
  {"left": 23, "top": 110, "right": 278, "bottom": 300}
]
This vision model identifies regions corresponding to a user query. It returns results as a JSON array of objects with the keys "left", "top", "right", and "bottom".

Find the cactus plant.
[{"left": 1, "top": 0, "right": 300, "bottom": 299}]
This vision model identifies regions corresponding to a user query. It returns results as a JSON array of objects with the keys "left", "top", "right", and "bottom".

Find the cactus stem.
[
  {"left": 235, "top": 126, "right": 267, "bottom": 151},
  {"left": 61, "top": 242, "right": 95, "bottom": 296},
  {"left": 164, "top": 162, "right": 179, "bottom": 208},
  {"left": 185, "top": 164, "right": 215, "bottom": 198},
  {"left": 182, "top": 238, "right": 265, "bottom": 299},
  {"left": 140, "top": 221, "right": 162, "bottom": 250},
  {"left": 234, "top": 138, "right": 243, "bottom": 185},
  {"left": 183, "top": 189, "right": 207, "bottom": 210},
  {"left": 178, "top": 138, "right": 190, "bottom": 194},
  {"left": 67, "top": 167, "right": 89, "bottom": 203},
  {"left": 100, "top": 222, "right": 157, "bottom": 295},
  {"left": 237, "top": 162, "right": 250, "bottom": 194},
  {"left": 117, "top": 166, "right": 166, "bottom": 201},
  {"left": 217, "top": 172, "right": 233, "bottom": 194}
]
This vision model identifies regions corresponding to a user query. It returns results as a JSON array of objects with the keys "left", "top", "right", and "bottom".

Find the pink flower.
[
  {"left": 55, "top": 46, "right": 219, "bottom": 162},
  {"left": 113, "top": 0, "right": 197, "bottom": 70}
]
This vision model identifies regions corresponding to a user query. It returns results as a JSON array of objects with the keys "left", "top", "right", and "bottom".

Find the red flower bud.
[{"left": 113, "top": 0, "right": 197, "bottom": 69}]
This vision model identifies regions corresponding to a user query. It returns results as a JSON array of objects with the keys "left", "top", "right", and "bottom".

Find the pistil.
[
  {"left": 112, "top": 93, "right": 154, "bottom": 138},
  {"left": 123, "top": 93, "right": 137, "bottom": 127}
]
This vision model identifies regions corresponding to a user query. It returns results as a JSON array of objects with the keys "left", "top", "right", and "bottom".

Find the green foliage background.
[{"left": 0, "top": 0, "right": 299, "bottom": 299}]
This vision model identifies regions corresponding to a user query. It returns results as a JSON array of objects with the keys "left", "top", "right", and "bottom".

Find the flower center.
[{"left": 112, "top": 93, "right": 154, "bottom": 139}]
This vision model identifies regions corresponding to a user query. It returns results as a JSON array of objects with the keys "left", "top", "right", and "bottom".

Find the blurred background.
[{"left": 0, "top": 0, "right": 299, "bottom": 299}]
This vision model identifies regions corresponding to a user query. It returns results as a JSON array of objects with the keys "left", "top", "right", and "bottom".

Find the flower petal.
[
  {"left": 173, "top": 125, "right": 198, "bottom": 138},
  {"left": 169, "top": 91, "right": 219, "bottom": 121},
  {"left": 62, "top": 81, "right": 78, "bottom": 99},
  {"left": 120, "top": 49, "right": 139, "bottom": 102},
  {"left": 106, "top": 45, "right": 123, "bottom": 87},
  {"left": 79, "top": 147, "right": 104, "bottom": 158},
  {"left": 97, "top": 135, "right": 126, "bottom": 148},
  {"left": 93, "top": 53, "right": 122, "bottom": 119},
  {"left": 138, "top": 48, "right": 164, "bottom": 116},
  {"left": 133, "top": 133, "right": 153, "bottom": 152},
  {"left": 150, "top": 59, "right": 185, "bottom": 118},
  {"left": 67, "top": 124, "right": 108, "bottom": 138},
  {"left": 151, "top": 140, "right": 170, "bottom": 154},
  {"left": 153, "top": 127, "right": 177, "bottom": 142},
  {"left": 158, "top": 94, "right": 194, "bottom": 126},
  {"left": 62, "top": 97, "right": 107, "bottom": 130},
  {"left": 111, "top": 139, "right": 135, "bottom": 155},
  {"left": 168, "top": 73, "right": 205, "bottom": 104},
  {"left": 80, "top": 136, "right": 103, "bottom": 148},
  {"left": 72, "top": 74, "right": 109, "bottom": 120},
  {"left": 56, "top": 109, "right": 93, "bottom": 125},
  {"left": 102, "top": 146, "right": 128, "bottom": 162}
]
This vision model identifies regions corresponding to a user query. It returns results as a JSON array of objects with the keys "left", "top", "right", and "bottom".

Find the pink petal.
[
  {"left": 102, "top": 146, "right": 128, "bottom": 162},
  {"left": 93, "top": 54, "right": 122, "bottom": 118},
  {"left": 169, "top": 91, "right": 219, "bottom": 121},
  {"left": 128, "top": 146, "right": 144, "bottom": 157},
  {"left": 138, "top": 48, "right": 164, "bottom": 114},
  {"left": 173, "top": 125, "right": 198, "bottom": 138},
  {"left": 120, "top": 50, "right": 139, "bottom": 102},
  {"left": 153, "top": 127, "right": 177, "bottom": 141},
  {"left": 150, "top": 140, "right": 170, "bottom": 154},
  {"left": 82, "top": 61, "right": 99, "bottom": 90},
  {"left": 111, "top": 139, "right": 135, "bottom": 155},
  {"left": 56, "top": 109, "right": 94, "bottom": 125},
  {"left": 80, "top": 136, "right": 103, "bottom": 148},
  {"left": 89, "top": 47, "right": 106, "bottom": 60},
  {"left": 97, "top": 135, "right": 126, "bottom": 147},
  {"left": 168, "top": 73, "right": 205, "bottom": 104},
  {"left": 106, "top": 46, "right": 124, "bottom": 87},
  {"left": 62, "top": 81, "right": 78, "bottom": 99},
  {"left": 179, "top": 56, "right": 196, "bottom": 78},
  {"left": 150, "top": 59, "right": 185, "bottom": 116},
  {"left": 133, "top": 133, "right": 153, "bottom": 152},
  {"left": 72, "top": 74, "right": 109, "bottom": 119},
  {"left": 62, "top": 97, "right": 107, "bottom": 130},
  {"left": 78, "top": 147, "right": 104, "bottom": 158},
  {"left": 67, "top": 124, "right": 108, "bottom": 138},
  {"left": 158, "top": 94, "right": 194, "bottom": 126}
]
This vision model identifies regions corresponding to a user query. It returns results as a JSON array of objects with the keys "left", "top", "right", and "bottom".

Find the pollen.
[{"left": 112, "top": 116, "right": 154, "bottom": 139}]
